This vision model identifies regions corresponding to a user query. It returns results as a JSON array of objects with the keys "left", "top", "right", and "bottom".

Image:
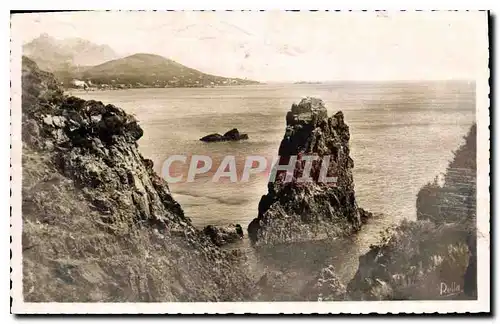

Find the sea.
[{"left": 73, "top": 82, "right": 476, "bottom": 283}]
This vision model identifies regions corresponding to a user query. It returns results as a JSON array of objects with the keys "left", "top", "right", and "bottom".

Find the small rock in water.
[
  {"left": 199, "top": 133, "right": 225, "bottom": 142},
  {"left": 223, "top": 128, "right": 242, "bottom": 140},
  {"left": 200, "top": 128, "right": 249, "bottom": 142}
]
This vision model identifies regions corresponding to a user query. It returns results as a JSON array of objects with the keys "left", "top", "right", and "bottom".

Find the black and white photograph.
[{"left": 9, "top": 10, "right": 490, "bottom": 314}]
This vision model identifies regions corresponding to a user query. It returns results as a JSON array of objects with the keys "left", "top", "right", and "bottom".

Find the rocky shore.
[
  {"left": 248, "top": 97, "right": 372, "bottom": 245},
  {"left": 21, "top": 57, "right": 256, "bottom": 302},
  {"left": 20, "top": 57, "right": 477, "bottom": 302},
  {"left": 345, "top": 124, "right": 477, "bottom": 300}
]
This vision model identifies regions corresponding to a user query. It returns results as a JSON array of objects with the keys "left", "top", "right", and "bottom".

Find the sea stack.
[{"left": 247, "top": 97, "right": 371, "bottom": 245}]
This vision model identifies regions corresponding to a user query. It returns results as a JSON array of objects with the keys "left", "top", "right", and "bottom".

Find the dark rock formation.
[
  {"left": 417, "top": 125, "right": 477, "bottom": 224},
  {"left": 203, "top": 224, "right": 244, "bottom": 247},
  {"left": 346, "top": 220, "right": 472, "bottom": 300},
  {"left": 248, "top": 97, "right": 369, "bottom": 245},
  {"left": 200, "top": 128, "right": 249, "bottom": 142},
  {"left": 359, "top": 208, "right": 374, "bottom": 224},
  {"left": 223, "top": 128, "right": 249, "bottom": 140},
  {"left": 347, "top": 124, "right": 477, "bottom": 300},
  {"left": 21, "top": 56, "right": 255, "bottom": 302},
  {"left": 416, "top": 124, "right": 477, "bottom": 298}
]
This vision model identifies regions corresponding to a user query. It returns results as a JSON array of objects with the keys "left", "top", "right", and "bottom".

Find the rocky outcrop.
[
  {"left": 21, "top": 57, "right": 256, "bottom": 302},
  {"left": 200, "top": 128, "right": 249, "bottom": 142},
  {"left": 248, "top": 97, "right": 370, "bottom": 245},
  {"left": 23, "top": 58, "right": 184, "bottom": 231},
  {"left": 203, "top": 224, "right": 244, "bottom": 247},
  {"left": 346, "top": 220, "right": 471, "bottom": 300},
  {"left": 346, "top": 124, "right": 477, "bottom": 300},
  {"left": 416, "top": 125, "right": 477, "bottom": 225},
  {"left": 417, "top": 124, "right": 477, "bottom": 297}
]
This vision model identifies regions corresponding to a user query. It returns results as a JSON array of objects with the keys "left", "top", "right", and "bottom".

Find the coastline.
[{"left": 15, "top": 55, "right": 481, "bottom": 304}]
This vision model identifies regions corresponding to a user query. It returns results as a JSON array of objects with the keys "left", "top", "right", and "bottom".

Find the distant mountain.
[
  {"left": 23, "top": 34, "right": 259, "bottom": 88},
  {"left": 76, "top": 53, "right": 259, "bottom": 88},
  {"left": 23, "top": 33, "right": 119, "bottom": 71}
]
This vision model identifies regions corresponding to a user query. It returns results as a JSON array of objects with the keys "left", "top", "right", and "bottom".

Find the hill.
[
  {"left": 23, "top": 34, "right": 259, "bottom": 88},
  {"left": 23, "top": 33, "right": 118, "bottom": 71},
  {"left": 77, "top": 53, "right": 259, "bottom": 88}
]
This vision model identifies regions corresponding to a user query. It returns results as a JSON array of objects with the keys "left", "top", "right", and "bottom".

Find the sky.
[{"left": 11, "top": 11, "right": 489, "bottom": 82}]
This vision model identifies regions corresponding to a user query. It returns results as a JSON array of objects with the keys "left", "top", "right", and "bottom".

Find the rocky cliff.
[
  {"left": 20, "top": 57, "right": 255, "bottom": 302},
  {"left": 248, "top": 97, "right": 371, "bottom": 245},
  {"left": 345, "top": 124, "right": 477, "bottom": 300}
]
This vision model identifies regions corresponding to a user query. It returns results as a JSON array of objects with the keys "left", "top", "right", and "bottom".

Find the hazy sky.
[{"left": 12, "top": 11, "right": 488, "bottom": 82}]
